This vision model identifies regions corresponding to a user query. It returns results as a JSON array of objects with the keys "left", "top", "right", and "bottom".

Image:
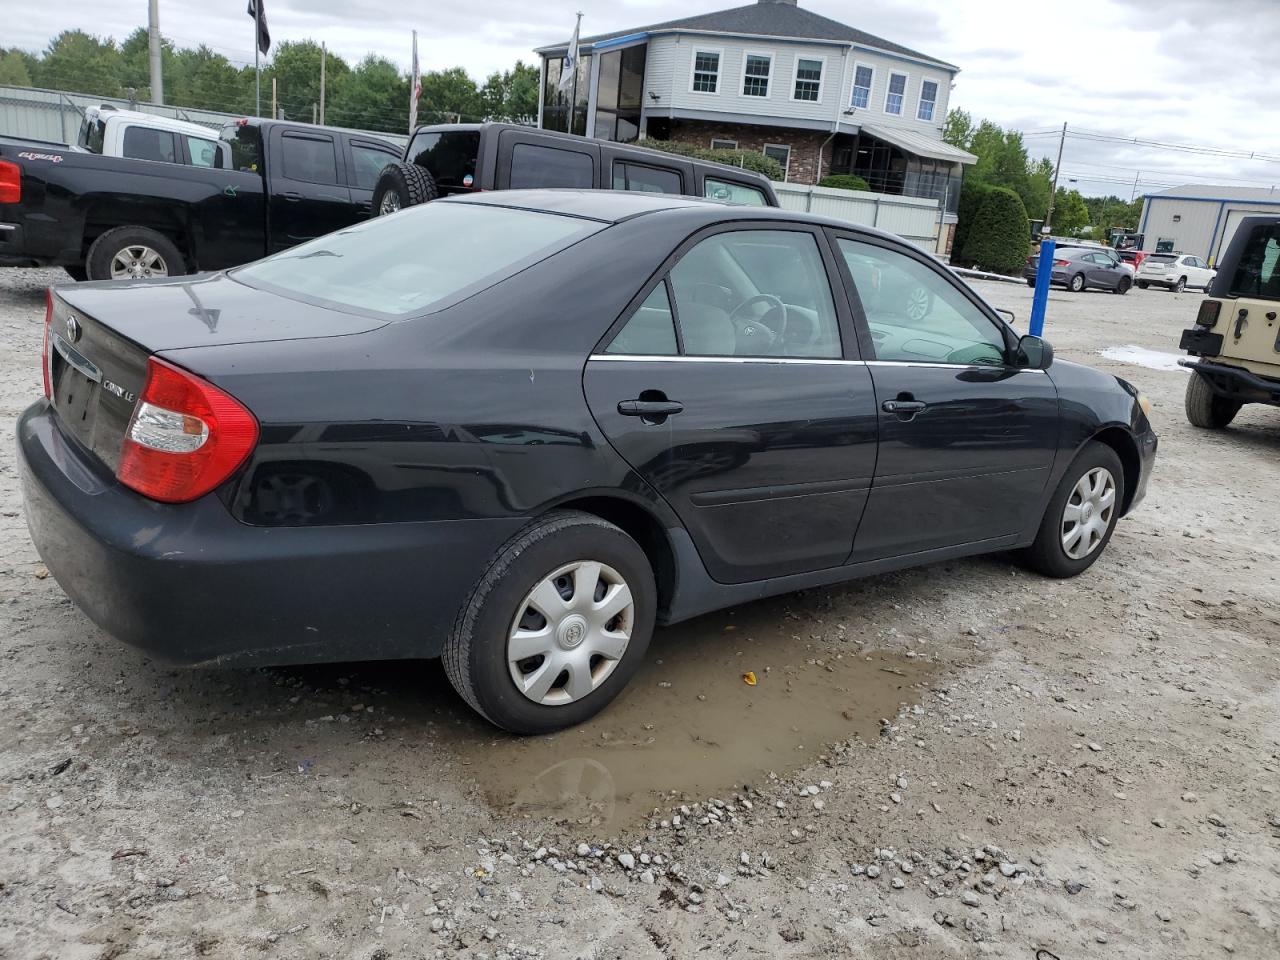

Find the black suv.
[{"left": 371, "top": 122, "right": 779, "bottom": 214}]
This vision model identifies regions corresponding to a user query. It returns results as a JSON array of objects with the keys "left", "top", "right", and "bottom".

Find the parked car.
[
  {"left": 1024, "top": 246, "right": 1134, "bottom": 293},
  {"left": 74, "top": 104, "right": 230, "bottom": 168},
  {"left": 371, "top": 122, "right": 779, "bottom": 215},
  {"left": 1116, "top": 249, "right": 1153, "bottom": 271},
  {"left": 1179, "top": 215, "right": 1280, "bottom": 427},
  {"left": 1136, "top": 253, "right": 1215, "bottom": 291},
  {"left": 19, "top": 191, "right": 1157, "bottom": 733},
  {"left": 0, "top": 119, "right": 401, "bottom": 280}
]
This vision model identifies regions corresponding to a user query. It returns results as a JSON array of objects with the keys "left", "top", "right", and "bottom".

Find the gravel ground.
[{"left": 1, "top": 266, "right": 1277, "bottom": 960}]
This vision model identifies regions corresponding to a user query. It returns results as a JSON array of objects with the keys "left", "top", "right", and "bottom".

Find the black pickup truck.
[{"left": 0, "top": 119, "right": 400, "bottom": 280}]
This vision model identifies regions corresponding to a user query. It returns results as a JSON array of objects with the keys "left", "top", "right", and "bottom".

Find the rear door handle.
[
  {"left": 882, "top": 399, "right": 927, "bottom": 414},
  {"left": 618, "top": 399, "right": 684, "bottom": 417},
  {"left": 281, "top": 191, "right": 303, "bottom": 202}
]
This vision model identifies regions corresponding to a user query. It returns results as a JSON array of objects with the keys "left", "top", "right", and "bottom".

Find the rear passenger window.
[
  {"left": 509, "top": 143, "right": 594, "bottom": 189},
  {"left": 122, "top": 126, "right": 178, "bottom": 164},
  {"left": 607, "top": 284, "right": 678, "bottom": 356},
  {"left": 613, "top": 162, "right": 682, "bottom": 194},
  {"left": 282, "top": 133, "right": 339, "bottom": 185},
  {"left": 350, "top": 142, "right": 396, "bottom": 189},
  {"left": 704, "top": 177, "right": 767, "bottom": 206}
]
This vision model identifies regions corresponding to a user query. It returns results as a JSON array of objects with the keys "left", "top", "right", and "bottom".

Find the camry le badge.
[{"left": 65, "top": 315, "right": 82, "bottom": 343}]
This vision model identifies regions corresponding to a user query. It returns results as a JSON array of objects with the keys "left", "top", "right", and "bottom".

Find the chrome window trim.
[{"left": 590, "top": 354, "right": 862, "bottom": 366}]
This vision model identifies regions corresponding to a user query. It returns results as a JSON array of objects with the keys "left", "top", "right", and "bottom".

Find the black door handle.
[
  {"left": 618, "top": 399, "right": 684, "bottom": 417},
  {"left": 282, "top": 191, "right": 303, "bottom": 202},
  {"left": 882, "top": 399, "right": 927, "bottom": 414}
]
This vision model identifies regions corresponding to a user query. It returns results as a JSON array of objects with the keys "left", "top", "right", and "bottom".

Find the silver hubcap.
[
  {"left": 109, "top": 245, "right": 168, "bottom": 279},
  {"left": 905, "top": 286, "right": 930, "bottom": 321},
  {"left": 378, "top": 192, "right": 401, "bottom": 215},
  {"left": 1061, "top": 466, "right": 1116, "bottom": 560},
  {"left": 507, "top": 560, "right": 635, "bottom": 706}
]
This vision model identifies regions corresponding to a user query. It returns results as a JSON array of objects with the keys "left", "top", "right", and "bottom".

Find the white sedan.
[{"left": 1135, "top": 253, "right": 1215, "bottom": 292}]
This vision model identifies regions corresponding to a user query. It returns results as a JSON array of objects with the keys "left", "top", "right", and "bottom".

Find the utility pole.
[
  {"left": 1129, "top": 169, "right": 1141, "bottom": 203},
  {"left": 254, "top": 2, "right": 261, "bottom": 116},
  {"left": 147, "top": 0, "right": 164, "bottom": 105},
  {"left": 319, "top": 43, "right": 326, "bottom": 125},
  {"left": 271, "top": 77, "right": 278, "bottom": 120},
  {"left": 1041, "top": 121, "right": 1067, "bottom": 234}
]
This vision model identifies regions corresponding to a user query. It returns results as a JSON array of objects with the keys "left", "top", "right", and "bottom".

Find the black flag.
[{"left": 247, "top": 1, "right": 271, "bottom": 56}]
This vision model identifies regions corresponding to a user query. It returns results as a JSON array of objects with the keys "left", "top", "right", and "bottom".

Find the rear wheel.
[
  {"left": 1021, "top": 441, "right": 1123, "bottom": 578},
  {"left": 85, "top": 226, "right": 185, "bottom": 282},
  {"left": 1173, "top": 276, "right": 1187, "bottom": 293},
  {"left": 1184, "top": 371, "right": 1241, "bottom": 429},
  {"left": 1026, "top": 279, "right": 1036, "bottom": 288},
  {"left": 1137, "top": 281, "right": 1149, "bottom": 289},
  {"left": 442, "top": 511, "right": 656, "bottom": 734},
  {"left": 372, "top": 161, "right": 438, "bottom": 215},
  {"left": 1068, "top": 272, "right": 1086, "bottom": 292}
]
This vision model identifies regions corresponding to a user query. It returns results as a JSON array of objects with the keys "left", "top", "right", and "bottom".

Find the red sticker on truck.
[{"left": 17, "top": 151, "right": 64, "bottom": 163}]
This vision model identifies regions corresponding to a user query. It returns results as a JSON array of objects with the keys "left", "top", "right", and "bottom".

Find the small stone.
[
  {"left": 961, "top": 891, "right": 980, "bottom": 907},
  {"left": 716, "top": 873, "right": 731, "bottom": 887},
  {"left": 866, "top": 865, "right": 881, "bottom": 879},
  {"left": 618, "top": 853, "right": 635, "bottom": 870},
  {"left": 640, "top": 870, "right": 655, "bottom": 884},
  {"left": 890, "top": 793, "right": 902, "bottom": 804},
  {"left": 1088, "top": 742, "right": 1102, "bottom": 752},
  {"left": 813, "top": 799, "right": 825, "bottom": 811},
  {"left": 1181, "top": 792, "right": 1199, "bottom": 803},
  {"left": 999, "top": 862, "right": 1019, "bottom": 877},
  {"left": 891, "top": 878, "right": 905, "bottom": 889},
  {"left": 850, "top": 863, "right": 865, "bottom": 876},
  {"left": 1155, "top": 909, "right": 1173, "bottom": 923},
  {"left": 1208, "top": 852, "right": 1224, "bottom": 865},
  {"left": 577, "top": 843, "right": 590, "bottom": 857},
  {"left": 430, "top": 918, "right": 445, "bottom": 933},
  {"left": 1096, "top": 934, "right": 1109, "bottom": 944},
  {"left": 589, "top": 876, "right": 604, "bottom": 893},
  {"left": 46, "top": 796, "right": 63, "bottom": 810},
  {"left": 483, "top": 927, "right": 497, "bottom": 942}
]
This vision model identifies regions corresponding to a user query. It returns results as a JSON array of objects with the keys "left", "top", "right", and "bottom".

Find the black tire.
[
  {"left": 1068, "top": 272, "right": 1086, "bottom": 293},
  {"left": 371, "top": 161, "right": 438, "bottom": 215},
  {"left": 1184, "top": 371, "right": 1241, "bottom": 429},
  {"left": 1137, "top": 281, "right": 1149, "bottom": 289},
  {"left": 1020, "top": 441, "right": 1124, "bottom": 578},
  {"left": 1114, "top": 277, "right": 1131, "bottom": 295},
  {"left": 1026, "top": 279, "right": 1036, "bottom": 288},
  {"left": 442, "top": 510, "right": 657, "bottom": 734},
  {"left": 1173, "top": 276, "right": 1186, "bottom": 293},
  {"left": 85, "top": 226, "right": 185, "bottom": 282},
  {"left": 63, "top": 264, "right": 88, "bottom": 282}
]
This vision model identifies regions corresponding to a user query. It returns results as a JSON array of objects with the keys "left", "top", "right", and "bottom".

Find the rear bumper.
[
  {"left": 17, "top": 400, "right": 525, "bottom": 666},
  {"left": 1179, "top": 358, "right": 1280, "bottom": 405}
]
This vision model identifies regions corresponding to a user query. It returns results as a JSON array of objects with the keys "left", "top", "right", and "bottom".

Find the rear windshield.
[
  {"left": 221, "top": 123, "right": 263, "bottom": 173},
  {"left": 1226, "top": 222, "right": 1280, "bottom": 299},
  {"left": 1146, "top": 254, "right": 1177, "bottom": 263},
  {"left": 232, "top": 201, "right": 601, "bottom": 317},
  {"left": 405, "top": 130, "right": 480, "bottom": 191},
  {"left": 78, "top": 116, "right": 106, "bottom": 154}
]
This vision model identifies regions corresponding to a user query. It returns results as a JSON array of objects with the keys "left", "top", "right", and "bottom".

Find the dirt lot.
[{"left": 1, "top": 267, "right": 1277, "bottom": 960}]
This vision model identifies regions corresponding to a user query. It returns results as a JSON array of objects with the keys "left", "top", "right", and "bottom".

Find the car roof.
[{"left": 443, "top": 189, "right": 911, "bottom": 242}]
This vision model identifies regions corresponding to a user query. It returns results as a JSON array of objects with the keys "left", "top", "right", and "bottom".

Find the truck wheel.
[
  {"left": 372, "top": 161, "right": 438, "bottom": 215},
  {"left": 1184, "top": 371, "right": 1240, "bottom": 429},
  {"left": 86, "top": 227, "right": 185, "bottom": 282},
  {"left": 442, "top": 510, "right": 656, "bottom": 734},
  {"left": 63, "top": 265, "right": 88, "bottom": 282}
]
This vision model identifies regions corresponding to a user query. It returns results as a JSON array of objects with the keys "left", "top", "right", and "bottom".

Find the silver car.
[{"left": 1023, "top": 245, "right": 1134, "bottom": 294}]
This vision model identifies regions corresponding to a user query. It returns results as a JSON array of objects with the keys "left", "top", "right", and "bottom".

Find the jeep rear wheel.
[
  {"left": 372, "top": 161, "right": 438, "bottom": 215},
  {"left": 1184, "top": 371, "right": 1240, "bottom": 429}
]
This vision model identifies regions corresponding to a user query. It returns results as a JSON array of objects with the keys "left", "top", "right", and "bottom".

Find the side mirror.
[{"left": 1018, "top": 334, "right": 1054, "bottom": 370}]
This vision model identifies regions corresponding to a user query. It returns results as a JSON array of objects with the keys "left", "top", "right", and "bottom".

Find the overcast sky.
[{"left": 10, "top": 0, "right": 1280, "bottom": 198}]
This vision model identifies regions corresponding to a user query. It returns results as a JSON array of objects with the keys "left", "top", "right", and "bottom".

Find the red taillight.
[
  {"left": 117, "top": 357, "right": 258, "bottom": 503},
  {"left": 1054, "top": 259, "right": 1070, "bottom": 267},
  {"left": 0, "top": 160, "right": 20, "bottom": 204},
  {"left": 41, "top": 289, "right": 52, "bottom": 399}
]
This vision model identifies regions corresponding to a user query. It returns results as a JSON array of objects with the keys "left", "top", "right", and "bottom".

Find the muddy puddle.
[{"left": 442, "top": 604, "right": 939, "bottom": 830}]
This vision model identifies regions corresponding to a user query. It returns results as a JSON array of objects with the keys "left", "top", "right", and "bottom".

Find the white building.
[{"left": 1139, "top": 184, "right": 1280, "bottom": 264}]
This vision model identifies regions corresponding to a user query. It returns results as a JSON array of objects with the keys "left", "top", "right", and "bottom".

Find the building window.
[
  {"left": 885, "top": 72, "right": 907, "bottom": 115},
  {"left": 763, "top": 143, "right": 790, "bottom": 179},
  {"left": 710, "top": 138, "right": 738, "bottom": 150},
  {"left": 793, "top": 57, "right": 823, "bottom": 102},
  {"left": 743, "top": 53, "right": 772, "bottom": 97},
  {"left": 691, "top": 49, "right": 721, "bottom": 93},
  {"left": 851, "top": 64, "right": 874, "bottom": 109},
  {"left": 917, "top": 79, "right": 938, "bottom": 121}
]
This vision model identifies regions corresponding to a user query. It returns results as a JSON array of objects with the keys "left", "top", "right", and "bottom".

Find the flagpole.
[
  {"left": 254, "top": 3, "right": 261, "bottom": 117},
  {"left": 569, "top": 11, "right": 582, "bottom": 134}
]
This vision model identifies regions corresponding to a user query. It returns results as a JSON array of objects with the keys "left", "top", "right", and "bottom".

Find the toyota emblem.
[{"left": 65, "top": 315, "right": 81, "bottom": 343}]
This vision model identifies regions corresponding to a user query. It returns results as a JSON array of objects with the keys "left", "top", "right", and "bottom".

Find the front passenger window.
[{"left": 837, "top": 238, "right": 1008, "bottom": 366}]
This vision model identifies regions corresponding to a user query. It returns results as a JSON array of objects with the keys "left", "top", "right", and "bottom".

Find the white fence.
[
  {"left": 0, "top": 84, "right": 408, "bottom": 148},
  {"left": 773, "top": 182, "right": 941, "bottom": 251}
]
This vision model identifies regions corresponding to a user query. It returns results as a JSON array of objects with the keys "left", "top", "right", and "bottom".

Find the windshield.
[
  {"left": 1226, "top": 222, "right": 1280, "bottom": 299},
  {"left": 233, "top": 201, "right": 601, "bottom": 317},
  {"left": 1146, "top": 254, "right": 1178, "bottom": 264}
]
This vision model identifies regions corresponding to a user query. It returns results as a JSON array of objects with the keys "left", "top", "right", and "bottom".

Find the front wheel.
[
  {"left": 1184, "top": 371, "right": 1241, "bottom": 429},
  {"left": 1020, "top": 441, "right": 1123, "bottom": 578},
  {"left": 371, "top": 161, "right": 438, "bottom": 215},
  {"left": 1173, "top": 277, "right": 1187, "bottom": 293},
  {"left": 1137, "top": 281, "right": 1149, "bottom": 289},
  {"left": 1026, "top": 279, "right": 1037, "bottom": 288},
  {"left": 1068, "top": 272, "right": 1086, "bottom": 293},
  {"left": 1114, "top": 277, "right": 1131, "bottom": 295},
  {"left": 442, "top": 511, "right": 656, "bottom": 734}
]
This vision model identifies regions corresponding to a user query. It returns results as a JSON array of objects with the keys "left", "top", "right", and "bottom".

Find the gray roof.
[
  {"left": 536, "top": 1, "right": 957, "bottom": 71},
  {"left": 1149, "top": 184, "right": 1280, "bottom": 202}
]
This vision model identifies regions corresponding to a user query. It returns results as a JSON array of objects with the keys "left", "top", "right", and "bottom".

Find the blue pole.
[{"left": 1029, "top": 238, "right": 1055, "bottom": 338}]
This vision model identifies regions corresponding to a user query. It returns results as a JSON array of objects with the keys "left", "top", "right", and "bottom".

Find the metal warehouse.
[{"left": 1139, "top": 184, "right": 1280, "bottom": 265}]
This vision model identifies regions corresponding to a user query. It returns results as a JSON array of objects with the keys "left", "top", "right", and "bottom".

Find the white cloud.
[{"left": 6, "top": 0, "right": 1277, "bottom": 197}]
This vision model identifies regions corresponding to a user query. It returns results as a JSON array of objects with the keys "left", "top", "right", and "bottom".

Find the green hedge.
[
  {"left": 639, "top": 139, "right": 785, "bottom": 181},
  {"left": 817, "top": 174, "right": 870, "bottom": 192},
  {"left": 952, "top": 179, "right": 991, "bottom": 264},
  {"left": 960, "top": 186, "right": 1030, "bottom": 274}
]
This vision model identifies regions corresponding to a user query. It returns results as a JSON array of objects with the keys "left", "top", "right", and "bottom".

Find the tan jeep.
[{"left": 1179, "top": 216, "right": 1280, "bottom": 427}]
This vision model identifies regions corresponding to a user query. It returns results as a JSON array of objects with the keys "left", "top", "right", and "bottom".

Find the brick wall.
[{"left": 662, "top": 118, "right": 834, "bottom": 186}]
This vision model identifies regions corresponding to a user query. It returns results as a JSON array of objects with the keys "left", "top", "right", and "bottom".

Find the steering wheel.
[{"left": 728, "top": 294, "right": 788, "bottom": 350}]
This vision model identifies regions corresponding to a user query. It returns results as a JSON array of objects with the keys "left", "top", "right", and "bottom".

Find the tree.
[
  {"left": 33, "top": 31, "right": 124, "bottom": 96},
  {"left": 418, "top": 66, "right": 481, "bottom": 124},
  {"left": 171, "top": 45, "right": 253, "bottom": 114},
  {"left": 0, "top": 49, "right": 34, "bottom": 86},
  {"left": 265, "top": 40, "right": 349, "bottom": 121},
  {"left": 479, "top": 60, "right": 540, "bottom": 123},
  {"left": 1051, "top": 187, "right": 1090, "bottom": 236},
  {"left": 328, "top": 54, "right": 408, "bottom": 133},
  {"left": 962, "top": 187, "right": 1030, "bottom": 273},
  {"left": 953, "top": 178, "right": 991, "bottom": 263},
  {"left": 942, "top": 108, "right": 974, "bottom": 150}
]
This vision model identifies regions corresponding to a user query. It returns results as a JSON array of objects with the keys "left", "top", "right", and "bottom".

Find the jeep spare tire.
[{"left": 372, "top": 161, "right": 438, "bottom": 215}]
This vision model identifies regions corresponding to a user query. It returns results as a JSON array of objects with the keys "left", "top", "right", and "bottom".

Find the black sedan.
[{"left": 18, "top": 191, "right": 1157, "bottom": 733}]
